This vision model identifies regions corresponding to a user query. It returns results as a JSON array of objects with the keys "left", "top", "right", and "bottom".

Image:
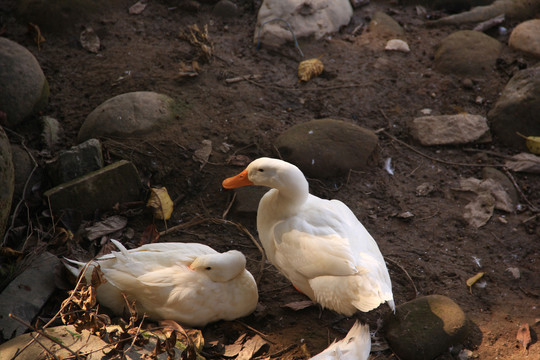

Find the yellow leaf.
[
  {"left": 298, "top": 58, "right": 324, "bottom": 82},
  {"left": 466, "top": 272, "right": 485, "bottom": 293},
  {"left": 147, "top": 187, "right": 174, "bottom": 220},
  {"left": 517, "top": 132, "right": 540, "bottom": 155}
]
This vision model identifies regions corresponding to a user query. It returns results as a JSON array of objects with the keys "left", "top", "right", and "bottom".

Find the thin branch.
[
  {"left": 9, "top": 314, "right": 80, "bottom": 359},
  {"left": 502, "top": 168, "right": 539, "bottom": 212},
  {"left": 379, "top": 128, "right": 503, "bottom": 168},
  {"left": 385, "top": 257, "right": 418, "bottom": 300},
  {"left": 235, "top": 320, "right": 277, "bottom": 345},
  {"left": 159, "top": 217, "right": 267, "bottom": 284}
]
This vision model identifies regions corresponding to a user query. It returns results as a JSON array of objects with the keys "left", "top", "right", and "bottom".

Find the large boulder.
[
  {"left": 488, "top": 66, "right": 540, "bottom": 149},
  {"left": 434, "top": 31, "right": 502, "bottom": 77},
  {"left": 255, "top": 0, "right": 352, "bottom": 47},
  {"left": 0, "top": 37, "right": 49, "bottom": 127},
  {"left": 384, "top": 295, "right": 469, "bottom": 360},
  {"left": 78, "top": 92, "right": 181, "bottom": 142},
  {"left": 509, "top": 19, "right": 540, "bottom": 58},
  {"left": 0, "top": 126, "right": 14, "bottom": 239},
  {"left": 275, "top": 118, "right": 378, "bottom": 178}
]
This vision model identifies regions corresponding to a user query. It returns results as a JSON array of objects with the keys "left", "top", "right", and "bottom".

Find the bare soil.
[{"left": 1, "top": 0, "right": 539, "bottom": 359}]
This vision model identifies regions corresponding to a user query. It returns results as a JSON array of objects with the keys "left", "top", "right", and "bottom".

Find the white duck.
[
  {"left": 223, "top": 157, "right": 394, "bottom": 315},
  {"left": 64, "top": 239, "right": 258, "bottom": 327},
  {"left": 310, "top": 321, "right": 371, "bottom": 360}
]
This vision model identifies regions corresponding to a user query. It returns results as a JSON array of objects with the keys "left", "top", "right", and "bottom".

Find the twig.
[
  {"left": 255, "top": 344, "right": 298, "bottom": 359},
  {"left": 473, "top": 14, "right": 505, "bottom": 32},
  {"left": 256, "top": 18, "right": 304, "bottom": 57},
  {"left": 385, "top": 257, "right": 418, "bottom": 300},
  {"left": 10, "top": 261, "right": 95, "bottom": 360},
  {"left": 222, "top": 192, "right": 237, "bottom": 219},
  {"left": 235, "top": 320, "right": 277, "bottom": 345},
  {"left": 207, "top": 218, "right": 266, "bottom": 285},
  {"left": 379, "top": 127, "right": 503, "bottom": 168},
  {"left": 2, "top": 164, "right": 38, "bottom": 246},
  {"left": 502, "top": 168, "right": 539, "bottom": 212},
  {"left": 243, "top": 76, "right": 372, "bottom": 92},
  {"left": 159, "top": 217, "right": 267, "bottom": 284},
  {"left": 225, "top": 74, "right": 262, "bottom": 84},
  {"left": 9, "top": 314, "right": 81, "bottom": 359},
  {"left": 122, "top": 315, "right": 147, "bottom": 354},
  {"left": 30, "top": 333, "right": 59, "bottom": 359}
]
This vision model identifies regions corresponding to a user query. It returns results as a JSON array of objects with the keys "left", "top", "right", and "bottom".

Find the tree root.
[{"left": 427, "top": 0, "right": 540, "bottom": 26}]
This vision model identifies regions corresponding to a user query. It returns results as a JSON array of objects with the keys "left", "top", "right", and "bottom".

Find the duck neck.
[{"left": 273, "top": 175, "right": 309, "bottom": 214}]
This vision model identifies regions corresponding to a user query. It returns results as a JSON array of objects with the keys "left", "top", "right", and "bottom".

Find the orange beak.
[{"left": 222, "top": 169, "right": 253, "bottom": 188}]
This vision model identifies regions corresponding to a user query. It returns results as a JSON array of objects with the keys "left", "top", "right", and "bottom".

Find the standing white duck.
[
  {"left": 64, "top": 239, "right": 259, "bottom": 327},
  {"left": 310, "top": 321, "right": 371, "bottom": 360},
  {"left": 222, "top": 157, "right": 394, "bottom": 315}
]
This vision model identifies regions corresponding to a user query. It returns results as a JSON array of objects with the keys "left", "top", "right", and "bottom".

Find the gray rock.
[
  {"left": 255, "top": 0, "right": 352, "bottom": 46},
  {"left": 488, "top": 66, "right": 540, "bottom": 149},
  {"left": 46, "top": 138, "right": 104, "bottom": 186},
  {"left": 367, "top": 11, "right": 405, "bottom": 39},
  {"left": 231, "top": 186, "right": 268, "bottom": 214},
  {"left": 0, "top": 37, "right": 49, "bottom": 127},
  {"left": 43, "top": 160, "right": 143, "bottom": 218},
  {"left": 434, "top": 31, "right": 502, "bottom": 77},
  {"left": 78, "top": 91, "right": 180, "bottom": 142},
  {"left": 275, "top": 118, "right": 378, "bottom": 178},
  {"left": 384, "top": 295, "right": 469, "bottom": 360},
  {"left": 0, "top": 252, "right": 60, "bottom": 339},
  {"left": 0, "top": 126, "right": 14, "bottom": 239},
  {"left": 41, "top": 116, "right": 64, "bottom": 151},
  {"left": 10, "top": 144, "right": 35, "bottom": 201},
  {"left": 408, "top": 113, "right": 491, "bottom": 145},
  {"left": 509, "top": 19, "right": 540, "bottom": 58},
  {"left": 213, "top": 0, "right": 239, "bottom": 18}
]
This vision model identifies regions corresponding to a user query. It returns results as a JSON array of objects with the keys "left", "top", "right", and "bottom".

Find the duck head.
[
  {"left": 190, "top": 250, "right": 246, "bottom": 282},
  {"left": 222, "top": 157, "right": 308, "bottom": 199}
]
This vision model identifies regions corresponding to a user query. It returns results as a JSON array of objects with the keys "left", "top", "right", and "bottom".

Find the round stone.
[
  {"left": 383, "top": 295, "right": 469, "bottom": 360},
  {"left": 434, "top": 30, "right": 502, "bottom": 77},
  {"left": 0, "top": 37, "right": 49, "bottom": 127},
  {"left": 275, "top": 118, "right": 379, "bottom": 178},
  {"left": 78, "top": 91, "right": 181, "bottom": 142}
]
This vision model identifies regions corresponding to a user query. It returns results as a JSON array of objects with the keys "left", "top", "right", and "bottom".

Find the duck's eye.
[
  {"left": 205, "top": 266, "right": 212, "bottom": 270},
  {"left": 258, "top": 168, "right": 264, "bottom": 172}
]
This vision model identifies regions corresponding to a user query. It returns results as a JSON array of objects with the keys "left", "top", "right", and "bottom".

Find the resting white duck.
[
  {"left": 310, "top": 321, "right": 371, "bottom": 360},
  {"left": 64, "top": 239, "right": 258, "bottom": 327},
  {"left": 223, "top": 157, "right": 394, "bottom": 315}
]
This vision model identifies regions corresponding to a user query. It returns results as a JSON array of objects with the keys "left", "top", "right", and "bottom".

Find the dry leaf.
[
  {"left": 85, "top": 216, "right": 128, "bottom": 240},
  {"left": 147, "top": 187, "right": 174, "bottom": 220},
  {"left": 80, "top": 27, "right": 100, "bottom": 53},
  {"left": 227, "top": 154, "right": 251, "bottom": 166},
  {"left": 129, "top": 1, "right": 147, "bottom": 14},
  {"left": 237, "top": 335, "right": 268, "bottom": 360},
  {"left": 516, "top": 323, "right": 531, "bottom": 350},
  {"left": 179, "top": 24, "right": 213, "bottom": 63},
  {"left": 298, "top": 58, "right": 324, "bottom": 82},
  {"left": 466, "top": 272, "right": 485, "bottom": 293},
  {"left": 517, "top": 132, "right": 540, "bottom": 155},
  {"left": 282, "top": 300, "right": 315, "bottom": 311},
  {"left": 193, "top": 139, "right": 212, "bottom": 169},
  {"left": 458, "top": 178, "right": 513, "bottom": 212},
  {"left": 28, "top": 23, "right": 45, "bottom": 49},
  {"left": 463, "top": 193, "right": 494, "bottom": 228},
  {"left": 139, "top": 224, "right": 160, "bottom": 245},
  {"left": 505, "top": 152, "right": 540, "bottom": 173}
]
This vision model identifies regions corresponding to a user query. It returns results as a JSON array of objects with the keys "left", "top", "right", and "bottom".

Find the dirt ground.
[{"left": 1, "top": 0, "right": 540, "bottom": 359}]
